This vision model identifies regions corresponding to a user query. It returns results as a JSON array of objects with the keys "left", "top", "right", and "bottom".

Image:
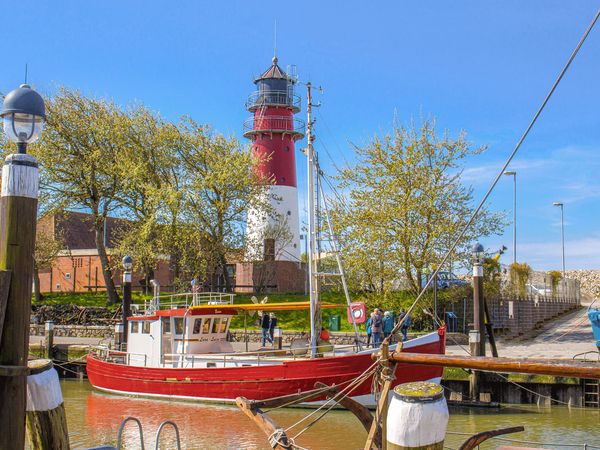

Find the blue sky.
[{"left": 4, "top": 1, "right": 600, "bottom": 270}]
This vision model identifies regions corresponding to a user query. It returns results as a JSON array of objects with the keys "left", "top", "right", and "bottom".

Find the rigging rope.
[{"left": 386, "top": 6, "right": 600, "bottom": 342}]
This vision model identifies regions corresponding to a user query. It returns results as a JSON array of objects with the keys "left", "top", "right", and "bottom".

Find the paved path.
[{"left": 447, "top": 301, "right": 598, "bottom": 359}]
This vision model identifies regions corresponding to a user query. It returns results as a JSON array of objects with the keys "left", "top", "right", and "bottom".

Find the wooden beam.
[
  {"left": 248, "top": 384, "right": 339, "bottom": 409},
  {"left": 235, "top": 397, "right": 292, "bottom": 449},
  {"left": 389, "top": 352, "right": 600, "bottom": 379},
  {"left": 458, "top": 426, "right": 525, "bottom": 450}
]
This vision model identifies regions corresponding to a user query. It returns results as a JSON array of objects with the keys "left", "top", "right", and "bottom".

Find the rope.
[
  {"left": 283, "top": 360, "right": 380, "bottom": 437},
  {"left": 384, "top": 6, "right": 600, "bottom": 344}
]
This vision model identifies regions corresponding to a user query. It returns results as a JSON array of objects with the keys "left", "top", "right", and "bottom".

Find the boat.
[
  {"left": 87, "top": 72, "right": 447, "bottom": 408},
  {"left": 86, "top": 292, "right": 446, "bottom": 407}
]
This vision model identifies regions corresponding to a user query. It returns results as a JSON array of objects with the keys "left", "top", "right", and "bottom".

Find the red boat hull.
[{"left": 87, "top": 330, "right": 445, "bottom": 406}]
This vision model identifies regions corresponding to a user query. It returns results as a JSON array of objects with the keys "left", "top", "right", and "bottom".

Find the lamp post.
[
  {"left": 0, "top": 83, "right": 45, "bottom": 450},
  {"left": 122, "top": 255, "right": 133, "bottom": 348},
  {"left": 553, "top": 202, "right": 566, "bottom": 279},
  {"left": 504, "top": 171, "right": 517, "bottom": 264}
]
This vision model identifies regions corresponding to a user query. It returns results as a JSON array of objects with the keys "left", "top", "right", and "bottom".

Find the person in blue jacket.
[{"left": 382, "top": 311, "right": 394, "bottom": 342}]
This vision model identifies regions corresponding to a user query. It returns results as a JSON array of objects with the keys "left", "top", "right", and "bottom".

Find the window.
[
  {"left": 142, "top": 321, "right": 151, "bottom": 334},
  {"left": 162, "top": 317, "right": 171, "bottom": 334},
  {"left": 174, "top": 318, "right": 184, "bottom": 335},
  {"left": 212, "top": 318, "right": 220, "bottom": 334},
  {"left": 287, "top": 210, "right": 291, "bottom": 216},
  {"left": 219, "top": 318, "right": 229, "bottom": 333},
  {"left": 193, "top": 319, "right": 202, "bottom": 334},
  {"left": 131, "top": 322, "right": 139, "bottom": 333},
  {"left": 202, "top": 318, "right": 211, "bottom": 334}
]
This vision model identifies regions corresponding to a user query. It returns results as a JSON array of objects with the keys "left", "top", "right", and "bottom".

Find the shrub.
[
  {"left": 548, "top": 270, "right": 562, "bottom": 297},
  {"left": 509, "top": 262, "right": 531, "bottom": 298}
]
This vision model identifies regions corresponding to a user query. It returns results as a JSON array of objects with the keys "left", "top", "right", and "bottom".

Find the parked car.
[
  {"left": 526, "top": 283, "right": 552, "bottom": 297},
  {"left": 422, "top": 271, "right": 469, "bottom": 289}
]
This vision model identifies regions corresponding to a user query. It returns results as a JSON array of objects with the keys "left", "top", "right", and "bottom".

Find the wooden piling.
[
  {"left": 25, "top": 359, "right": 70, "bottom": 450},
  {"left": 0, "top": 153, "right": 40, "bottom": 450},
  {"left": 44, "top": 321, "right": 54, "bottom": 360}
]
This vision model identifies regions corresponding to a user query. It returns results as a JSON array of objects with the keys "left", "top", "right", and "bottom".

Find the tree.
[
  {"left": 331, "top": 119, "right": 505, "bottom": 295},
  {"left": 31, "top": 88, "right": 126, "bottom": 304},
  {"left": 177, "top": 118, "right": 268, "bottom": 291}
]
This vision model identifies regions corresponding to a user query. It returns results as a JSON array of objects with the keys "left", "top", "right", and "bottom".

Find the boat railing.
[
  {"left": 92, "top": 343, "right": 362, "bottom": 368},
  {"left": 139, "top": 292, "right": 235, "bottom": 314}
]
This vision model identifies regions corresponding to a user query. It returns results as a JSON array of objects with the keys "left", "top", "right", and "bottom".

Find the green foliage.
[
  {"left": 330, "top": 118, "right": 505, "bottom": 295},
  {"left": 509, "top": 262, "right": 531, "bottom": 298},
  {"left": 548, "top": 270, "right": 562, "bottom": 296}
]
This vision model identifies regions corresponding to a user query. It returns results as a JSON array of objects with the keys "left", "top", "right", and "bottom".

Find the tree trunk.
[
  {"left": 94, "top": 226, "right": 120, "bottom": 305},
  {"left": 33, "top": 267, "right": 42, "bottom": 302},
  {"left": 220, "top": 254, "right": 232, "bottom": 292}
]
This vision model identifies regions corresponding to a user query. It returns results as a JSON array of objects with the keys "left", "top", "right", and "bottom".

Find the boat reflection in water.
[{"left": 81, "top": 386, "right": 367, "bottom": 449}]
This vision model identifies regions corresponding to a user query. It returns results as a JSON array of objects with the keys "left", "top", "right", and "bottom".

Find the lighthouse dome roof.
[{"left": 255, "top": 56, "right": 289, "bottom": 82}]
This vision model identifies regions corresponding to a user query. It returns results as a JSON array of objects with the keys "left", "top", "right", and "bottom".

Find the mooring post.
[
  {"left": 113, "top": 323, "right": 123, "bottom": 350},
  {"left": 26, "top": 359, "right": 70, "bottom": 450},
  {"left": 0, "top": 83, "right": 46, "bottom": 450},
  {"left": 121, "top": 256, "right": 132, "bottom": 348},
  {"left": 44, "top": 321, "right": 54, "bottom": 360},
  {"left": 386, "top": 382, "right": 449, "bottom": 450},
  {"left": 470, "top": 243, "right": 485, "bottom": 401},
  {"left": 0, "top": 151, "right": 40, "bottom": 450}
]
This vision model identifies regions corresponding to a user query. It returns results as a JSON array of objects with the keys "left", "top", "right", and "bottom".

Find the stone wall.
[
  {"left": 565, "top": 269, "right": 600, "bottom": 299},
  {"left": 30, "top": 324, "right": 114, "bottom": 339}
]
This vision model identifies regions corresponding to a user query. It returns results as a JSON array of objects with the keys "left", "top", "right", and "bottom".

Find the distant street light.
[
  {"left": 0, "top": 84, "right": 46, "bottom": 153},
  {"left": 504, "top": 171, "right": 517, "bottom": 264},
  {"left": 553, "top": 202, "right": 566, "bottom": 278}
]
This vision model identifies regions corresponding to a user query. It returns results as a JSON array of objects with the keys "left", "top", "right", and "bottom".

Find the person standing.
[
  {"left": 269, "top": 313, "right": 278, "bottom": 343},
  {"left": 383, "top": 311, "right": 394, "bottom": 342},
  {"left": 261, "top": 312, "right": 272, "bottom": 347},
  {"left": 371, "top": 308, "right": 383, "bottom": 348}
]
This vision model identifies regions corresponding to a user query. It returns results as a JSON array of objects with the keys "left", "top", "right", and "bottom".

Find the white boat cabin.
[{"left": 126, "top": 293, "right": 236, "bottom": 368}]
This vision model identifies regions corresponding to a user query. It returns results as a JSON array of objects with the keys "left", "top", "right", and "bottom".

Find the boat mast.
[{"left": 306, "top": 82, "right": 321, "bottom": 358}]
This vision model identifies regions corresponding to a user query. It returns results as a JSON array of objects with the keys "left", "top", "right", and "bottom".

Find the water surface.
[{"left": 61, "top": 380, "right": 600, "bottom": 449}]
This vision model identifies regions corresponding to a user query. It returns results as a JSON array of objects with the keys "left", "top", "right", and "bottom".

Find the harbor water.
[{"left": 60, "top": 380, "right": 600, "bottom": 449}]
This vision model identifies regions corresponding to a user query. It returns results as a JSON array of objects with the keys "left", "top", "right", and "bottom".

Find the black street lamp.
[
  {"left": 122, "top": 255, "right": 133, "bottom": 348},
  {"left": 0, "top": 84, "right": 45, "bottom": 153}
]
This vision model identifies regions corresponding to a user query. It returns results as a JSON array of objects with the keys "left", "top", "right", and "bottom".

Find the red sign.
[{"left": 347, "top": 302, "right": 367, "bottom": 324}]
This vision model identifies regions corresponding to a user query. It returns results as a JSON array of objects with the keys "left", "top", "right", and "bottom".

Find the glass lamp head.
[
  {"left": 122, "top": 255, "right": 133, "bottom": 271},
  {"left": 1, "top": 84, "right": 46, "bottom": 145}
]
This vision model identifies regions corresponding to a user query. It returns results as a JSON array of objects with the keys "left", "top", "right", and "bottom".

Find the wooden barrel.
[{"left": 386, "top": 381, "right": 448, "bottom": 450}]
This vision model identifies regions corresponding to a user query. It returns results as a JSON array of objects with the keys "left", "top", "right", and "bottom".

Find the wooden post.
[
  {"left": 0, "top": 153, "right": 40, "bottom": 450},
  {"left": 44, "top": 321, "right": 54, "bottom": 360},
  {"left": 122, "top": 265, "right": 132, "bottom": 347},
  {"left": 470, "top": 260, "right": 484, "bottom": 401},
  {"left": 25, "top": 359, "right": 70, "bottom": 450}
]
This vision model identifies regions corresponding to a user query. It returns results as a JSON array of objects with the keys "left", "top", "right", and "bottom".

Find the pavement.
[{"left": 446, "top": 301, "right": 598, "bottom": 359}]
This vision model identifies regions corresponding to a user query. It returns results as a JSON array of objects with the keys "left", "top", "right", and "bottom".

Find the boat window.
[
  {"left": 193, "top": 319, "right": 202, "bottom": 334},
  {"left": 131, "top": 322, "right": 139, "bottom": 333},
  {"left": 142, "top": 321, "right": 151, "bottom": 334},
  {"left": 212, "top": 318, "right": 220, "bottom": 334},
  {"left": 202, "top": 318, "right": 211, "bottom": 334},
  {"left": 174, "top": 318, "right": 184, "bottom": 335},
  {"left": 162, "top": 317, "right": 171, "bottom": 334},
  {"left": 219, "top": 317, "right": 229, "bottom": 333}
]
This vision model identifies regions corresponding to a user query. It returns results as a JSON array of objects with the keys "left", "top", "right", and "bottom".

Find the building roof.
[
  {"left": 41, "top": 210, "right": 130, "bottom": 250},
  {"left": 255, "top": 56, "right": 289, "bottom": 81}
]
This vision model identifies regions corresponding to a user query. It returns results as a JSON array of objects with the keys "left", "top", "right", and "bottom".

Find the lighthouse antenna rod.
[{"left": 306, "top": 82, "right": 320, "bottom": 358}]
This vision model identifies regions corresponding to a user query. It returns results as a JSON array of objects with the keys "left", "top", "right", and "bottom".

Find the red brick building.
[{"left": 38, "top": 211, "right": 306, "bottom": 294}]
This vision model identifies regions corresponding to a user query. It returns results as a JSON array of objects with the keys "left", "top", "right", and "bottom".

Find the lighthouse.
[{"left": 244, "top": 57, "right": 304, "bottom": 263}]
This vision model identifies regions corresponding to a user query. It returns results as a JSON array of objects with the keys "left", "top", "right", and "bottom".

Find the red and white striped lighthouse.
[{"left": 244, "top": 57, "right": 304, "bottom": 262}]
